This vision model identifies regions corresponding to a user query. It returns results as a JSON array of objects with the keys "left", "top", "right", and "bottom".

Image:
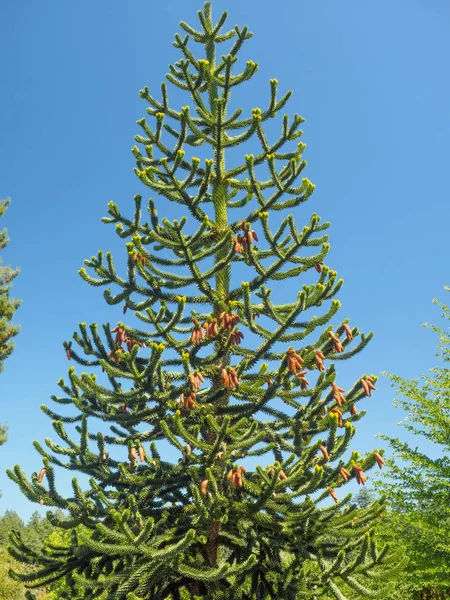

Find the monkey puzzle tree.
[
  {"left": 8, "top": 4, "right": 399, "bottom": 599},
  {"left": 0, "top": 197, "right": 21, "bottom": 445}
]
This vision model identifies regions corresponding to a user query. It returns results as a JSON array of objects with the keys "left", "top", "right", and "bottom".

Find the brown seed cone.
[
  {"left": 297, "top": 371, "right": 309, "bottom": 390},
  {"left": 343, "top": 323, "right": 353, "bottom": 341},
  {"left": 190, "top": 323, "right": 205, "bottom": 345},
  {"left": 227, "top": 469, "right": 234, "bottom": 480},
  {"left": 328, "top": 488, "right": 338, "bottom": 503},
  {"left": 132, "top": 252, "right": 146, "bottom": 266},
  {"left": 319, "top": 444, "right": 330, "bottom": 461},
  {"left": 279, "top": 470, "right": 287, "bottom": 480},
  {"left": 328, "top": 331, "right": 344, "bottom": 353},
  {"left": 315, "top": 350, "right": 325, "bottom": 371},
  {"left": 350, "top": 405, "right": 358, "bottom": 415},
  {"left": 220, "top": 312, "right": 230, "bottom": 329},
  {"left": 184, "top": 392, "right": 196, "bottom": 411},
  {"left": 200, "top": 479, "right": 209, "bottom": 495},
  {"left": 373, "top": 452, "right": 384, "bottom": 469},
  {"left": 211, "top": 319, "right": 219, "bottom": 337},
  {"left": 138, "top": 446, "right": 145, "bottom": 462},
  {"left": 314, "top": 262, "right": 324, "bottom": 273},
  {"left": 37, "top": 468, "right": 47, "bottom": 484},
  {"left": 221, "top": 369, "right": 230, "bottom": 388},
  {"left": 65, "top": 348, "right": 72, "bottom": 361},
  {"left": 125, "top": 338, "right": 143, "bottom": 352},
  {"left": 365, "top": 377, "right": 377, "bottom": 393},
  {"left": 232, "top": 472, "right": 243, "bottom": 489},
  {"left": 119, "top": 403, "right": 129, "bottom": 412},
  {"left": 222, "top": 367, "right": 239, "bottom": 390},
  {"left": 287, "top": 349, "right": 304, "bottom": 375},
  {"left": 353, "top": 464, "right": 366, "bottom": 485},
  {"left": 189, "top": 373, "right": 200, "bottom": 390},
  {"left": 230, "top": 330, "right": 244, "bottom": 346},
  {"left": 220, "top": 312, "right": 239, "bottom": 330},
  {"left": 246, "top": 229, "right": 258, "bottom": 245},
  {"left": 111, "top": 327, "right": 127, "bottom": 345},
  {"left": 339, "top": 467, "right": 351, "bottom": 482},
  {"left": 229, "top": 369, "right": 239, "bottom": 388},
  {"left": 129, "top": 447, "right": 137, "bottom": 461},
  {"left": 360, "top": 378, "right": 372, "bottom": 396},
  {"left": 232, "top": 236, "right": 243, "bottom": 254},
  {"left": 332, "top": 381, "right": 346, "bottom": 407},
  {"left": 204, "top": 319, "right": 219, "bottom": 338}
]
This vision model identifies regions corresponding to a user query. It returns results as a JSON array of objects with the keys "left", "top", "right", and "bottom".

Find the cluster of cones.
[
  {"left": 286, "top": 348, "right": 309, "bottom": 390},
  {"left": 191, "top": 312, "right": 242, "bottom": 346},
  {"left": 227, "top": 465, "right": 246, "bottom": 489},
  {"left": 128, "top": 446, "right": 145, "bottom": 462},
  {"left": 329, "top": 452, "right": 385, "bottom": 503},
  {"left": 100, "top": 327, "right": 146, "bottom": 369},
  {"left": 189, "top": 371, "right": 205, "bottom": 391},
  {"left": 232, "top": 220, "right": 258, "bottom": 254},
  {"left": 178, "top": 392, "right": 197, "bottom": 412},
  {"left": 131, "top": 251, "right": 147, "bottom": 266},
  {"left": 66, "top": 326, "right": 145, "bottom": 369},
  {"left": 199, "top": 465, "right": 246, "bottom": 497},
  {"left": 221, "top": 366, "right": 240, "bottom": 390}
]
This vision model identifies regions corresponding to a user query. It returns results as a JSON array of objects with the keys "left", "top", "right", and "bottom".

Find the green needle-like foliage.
[
  {"left": 8, "top": 5, "right": 400, "bottom": 599},
  {"left": 0, "top": 197, "right": 21, "bottom": 445}
]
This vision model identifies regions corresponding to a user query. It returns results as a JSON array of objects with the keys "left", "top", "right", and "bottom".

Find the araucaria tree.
[
  {"left": 8, "top": 5, "right": 398, "bottom": 599},
  {"left": 0, "top": 197, "right": 21, "bottom": 444}
]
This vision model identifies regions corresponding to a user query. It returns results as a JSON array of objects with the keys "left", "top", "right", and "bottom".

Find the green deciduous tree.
[
  {"left": 0, "top": 547, "right": 27, "bottom": 600},
  {"left": 374, "top": 288, "right": 450, "bottom": 599},
  {"left": 8, "top": 4, "right": 401, "bottom": 599},
  {"left": 0, "top": 511, "right": 59, "bottom": 600}
]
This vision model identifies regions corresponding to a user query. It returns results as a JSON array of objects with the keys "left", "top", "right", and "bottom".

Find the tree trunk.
[{"left": 205, "top": 520, "right": 222, "bottom": 568}]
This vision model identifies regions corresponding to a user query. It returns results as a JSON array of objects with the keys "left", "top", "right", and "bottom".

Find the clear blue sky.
[{"left": 1, "top": 0, "right": 449, "bottom": 519}]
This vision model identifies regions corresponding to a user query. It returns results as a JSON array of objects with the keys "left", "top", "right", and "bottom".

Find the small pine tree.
[
  {"left": 8, "top": 4, "right": 400, "bottom": 599},
  {"left": 0, "top": 197, "right": 21, "bottom": 445}
]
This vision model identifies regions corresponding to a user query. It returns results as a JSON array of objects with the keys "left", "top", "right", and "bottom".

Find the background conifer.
[{"left": 0, "top": 197, "right": 21, "bottom": 445}]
